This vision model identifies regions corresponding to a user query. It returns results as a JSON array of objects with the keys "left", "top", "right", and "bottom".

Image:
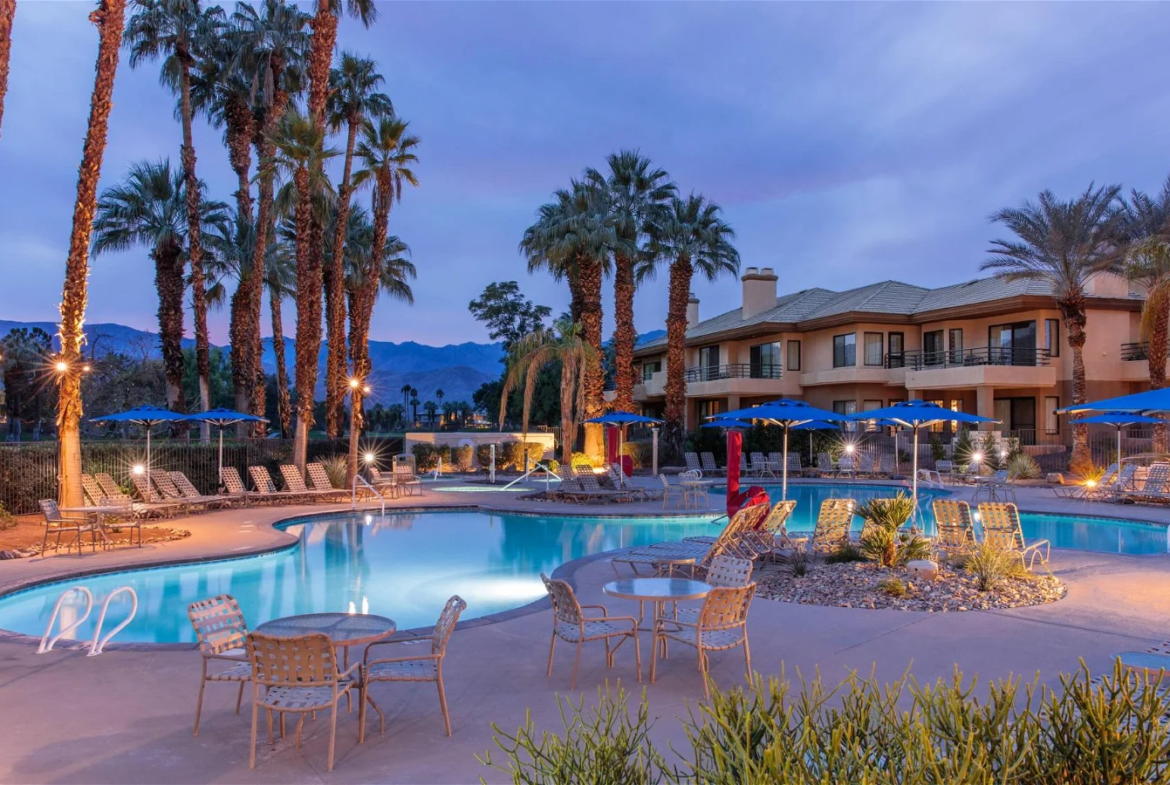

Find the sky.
[{"left": 2, "top": 1, "right": 1170, "bottom": 347}]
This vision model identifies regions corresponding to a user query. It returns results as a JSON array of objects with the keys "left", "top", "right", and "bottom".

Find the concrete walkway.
[{"left": 0, "top": 478, "right": 1168, "bottom": 783}]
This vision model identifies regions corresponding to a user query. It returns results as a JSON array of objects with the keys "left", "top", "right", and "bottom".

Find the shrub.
[
  {"left": 953, "top": 429, "right": 975, "bottom": 466},
  {"left": 961, "top": 541, "right": 1028, "bottom": 592},
  {"left": 1007, "top": 453, "right": 1041, "bottom": 480},
  {"left": 781, "top": 548, "right": 811, "bottom": 578},
  {"left": 856, "top": 493, "right": 931, "bottom": 568},
  {"left": 545, "top": 458, "right": 560, "bottom": 475},
  {"left": 571, "top": 452, "right": 600, "bottom": 471},
  {"left": 979, "top": 431, "right": 1001, "bottom": 470},
  {"left": 878, "top": 577, "right": 908, "bottom": 598},
  {"left": 525, "top": 441, "right": 547, "bottom": 467},
  {"left": 475, "top": 443, "right": 498, "bottom": 470},
  {"left": 0, "top": 502, "right": 14, "bottom": 532},
  {"left": 451, "top": 445, "right": 474, "bottom": 472},
  {"left": 411, "top": 443, "right": 439, "bottom": 472},
  {"left": 929, "top": 433, "right": 945, "bottom": 462},
  {"left": 317, "top": 455, "right": 346, "bottom": 488},
  {"left": 621, "top": 441, "right": 650, "bottom": 469},
  {"left": 824, "top": 543, "right": 865, "bottom": 564},
  {"left": 500, "top": 441, "right": 523, "bottom": 471},
  {"left": 435, "top": 443, "right": 452, "bottom": 465}
]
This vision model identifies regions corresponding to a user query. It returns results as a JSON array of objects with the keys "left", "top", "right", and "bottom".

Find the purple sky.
[{"left": 2, "top": 2, "right": 1169, "bottom": 346}]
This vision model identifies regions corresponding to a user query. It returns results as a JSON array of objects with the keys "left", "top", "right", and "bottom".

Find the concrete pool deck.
[{"left": 0, "top": 478, "right": 1168, "bottom": 782}]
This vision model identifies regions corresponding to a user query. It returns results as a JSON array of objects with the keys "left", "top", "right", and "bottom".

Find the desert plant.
[
  {"left": 1007, "top": 453, "right": 1041, "bottom": 480},
  {"left": 475, "top": 443, "right": 499, "bottom": 470},
  {"left": 411, "top": 442, "right": 439, "bottom": 472},
  {"left": 929, "top": 432, "right": 945, "bottom": 462},
  {"left": 953, "top": 429, "right": 975, "bottom": 466},
  {"left": 621, "top": 441, "right": 649, "bottom": 469},
  {"left": 979, "top": 430, "right": 1001, "bottom": 470},
  {"left": 0, "top": 502, "right": 14, "bottom": 532},
  {"left": 781, "top": 548, "right": 811, "bottom": 578},
  {"left": 856, "top": 494, "right": 931, "bottom": 568},
  {"left": 316, "top": 455, "right": 346, "bottom": 489},
  {"left": 878, "top": 577, "right": 908, "bottom": 598},
  {"left": 451, "top": 445, "right": 473, "bottom": 472},
  {"left": 961, "top": 541, "right": 1029, "bottom": 592},
  {"left": 500, "top": 440, "right": 523, "bottom": 471},
  {"left": 824, "top": 543, "right": 865, "bottom": 564}
]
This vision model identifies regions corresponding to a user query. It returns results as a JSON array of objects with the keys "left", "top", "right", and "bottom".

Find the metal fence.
[{"left": 0, "top": 436, "right": 404, "bottom": 515}]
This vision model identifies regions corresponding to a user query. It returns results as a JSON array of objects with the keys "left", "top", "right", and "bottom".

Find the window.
[
  {"left": 832, "top": 400, "right": 858, "bottom": 416},
  {"left": 1045, "top": 319, "right": 1060, "bottom": 357},
  {"left": 786, "top": 340, "right": 801, "bottom": 372},
  {"left": 887, "top": 332, "right": 904, "bottom": 368},
  {"left": 989, "top": 321, "right": 1037, "bottom": 365},
  {"left": 697, "top": 346, "right": 720, "bottom": 380},
  {"left": 927, "top": 398, "right": 946, "bottom": 431},
  {"left": 948, "top": 328, "right": 964, "bottom": 364},
  {"left": 833, "top": 333, "right": 856, "bottom": 368},
  {"left": 862, "top": 400, "right": 882, "bottom": 430},
  {"left": 695, "top": 400, "right": 721, "bottom": 421},
  {"left": 950, "top": 399, "right": 963, "bottom": 431},
  {"left": 923, "top": 330, "right": 944, "bottom": 366},
  {"left": 863, "top": 333, "right": 884, "bottom": 366},
  {"left": 641, "top": 360, "right": 661, "bottom": 382},
  {"left": 1045, "top": 396, "right": 1060, "bottom": 434},
  {"left": 749, "top": 342, "right": 781, "bottom": 378}
]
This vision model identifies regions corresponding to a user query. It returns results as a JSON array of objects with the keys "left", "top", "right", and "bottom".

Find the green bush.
[
  {"left": 781, "top": 548, "right": 811, "bottom": 577},
  {"left": 411, "top": 443, "right": 438, "bottom": 472},
  {"left": 621, "top": 441, "right": 650, "bottom": 469},
  {"left": 1008, "top": 452, "right": 1041, "bottom": 480},
  {"left": 856, "top": 493, "right": 931, "bottom": 568},
  {"left": 525, "top": 441, "right": 547, "bottom": 467},
  {"left": 500, "top": 441, "right": 523, "bottom": 470},
  {"left": 475, "top": 443, "right": 498, "bottom": 470},
  {"left": 824, "top": 543, "right": 865, "bottom": 564},
  {"left": 316, "top": 454, "right": 346, "bottom": 488},
  {"left": 961, "top": 540, "right": 1029, "bottom": 592},
  {"left": 0, "top": 502, "right": 14, "bottom": 531},
  {"left": 929, "top": 432, "right": 946, "bottom": 462},
  {"left": 879, "top": 577, "right": 908, "bottom": 598},
  {"left": 484, "top": 661, "right": 1170, "bottom": 784},
  {"left": 451, "top": 445, "right": 474, "bottom": 472}
]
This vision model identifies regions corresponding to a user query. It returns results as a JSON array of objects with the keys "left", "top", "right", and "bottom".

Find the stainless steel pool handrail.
[
  {"left": 38, "top": 585, "right": 93, "bottom": 653},
  {"left": 89, "top": 586, "right": 137, "bottom": 656},
  {"left": 352, "top": 474, "right": 386, "bottom": 515}
]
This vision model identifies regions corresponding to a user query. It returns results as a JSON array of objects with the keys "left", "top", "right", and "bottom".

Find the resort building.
[{"left": 634, "top": 267, "right": 1158, "bottom": 444}]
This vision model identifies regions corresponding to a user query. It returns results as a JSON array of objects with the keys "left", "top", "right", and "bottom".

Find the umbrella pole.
[
  {"left": 782, "top": 426, "right": 789, "bottom": 500},
  {"left": 146, "top": 427, "right": 152, "bottom": 494},
  {"left": 912, "top": 428, "right": 919, "bottom": 511},
  {"left": 1118, "top": 426, "right": 1123, "bottom": 470},
  {"left": 219, "top": 427, "right": 224, "bottom": 487}
]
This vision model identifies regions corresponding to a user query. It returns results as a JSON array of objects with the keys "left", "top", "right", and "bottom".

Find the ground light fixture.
[{"left": 131, "top": 464, "right": 145, "bottom": 475}]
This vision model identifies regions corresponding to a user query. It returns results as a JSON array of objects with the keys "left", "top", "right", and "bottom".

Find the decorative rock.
[
  {"left": 1047, "top": 472, "right": 1065, "bottom": 485},
  {"left": 907, "top": 560, "right": 939, "bottom": 581}
]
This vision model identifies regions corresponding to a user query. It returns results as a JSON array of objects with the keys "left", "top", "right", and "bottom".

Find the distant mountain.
[{"left": 636, "top": 329, "right": 666, "bottom": 346}]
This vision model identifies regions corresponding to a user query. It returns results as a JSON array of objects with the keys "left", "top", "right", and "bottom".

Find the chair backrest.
[
  {"left": 280, "top": 465, "right": 310, "bottom": 493},
  {"left": 858, "top": 453, "right": 875, "bottom": 472},
  {"left": 152, "top": 471, "right": 187, "bottom": 500},
  {"left": 1116, "top": 463, "right": 1138, "bottom": 489},
  {"left": 541, "top": 573, "right": 582, "bottom": 626},
  {"left": 787, "top": 455, "right": 802, "bottom": 471},
  {"left": 991, "top": 470, "right": 1008, "bottom": 482},
  {"left": 705, "top": 555, "right": 753, "bottom": 587},
  {"left": 605, "top": 464, "right": 623, "bottom": 485},
  {"left": 249, "top": 466, "right": 277, "bottom": 493},
  {"left": 685, "top": 452, "right": 701, "bottom": 471},
  {"left": 578, "top": 474, "right": 603, "bottom": 492},
  {"left": 221, "top": 467, "right": 247, "bottom": 495},
  {"left": 306, "top": 463, "right": 336, "bottom": 491},
  {"left": 431, "top": 595, "right": 467, "bottom": 655},
  {"left": 703, "top": 503, "right": 770, "bottom": 565},
  {"left": 1099, "top": 462, "right": 1119, "bottom": 485},
  {"left": 247, "top": 631, "right": 339, "bottom": 687},
  {"left": 81, "top": 474, "right": 105, "bottom": 506},
  {"left": 768, "top": 452, "right": 782, "bottom": 465},
  {"left": 838, "top": 455, "right": 854, "bottom": 470},
  {"left": 700, "top": 453, "right": 718, "bottom": 472},
  {"left": 1141, "top": 463, "right": 1170, "bottom": 494},
  {"left": 762, "top": 500, "right": 797, "bottom": 538},
  {"left": 818, "top": 452, "right": 832, "bottom": 470},
  {"left": 811, "top": 498, "right": 857, "bottom": 551},
  {"left": 697, "top": 583, "right": 757, "bottom": 631},
  {"left": 169, "top": 471, "right": 203, "bottom": 499},
  {"left": 39, "top": 499, "right": 63, "bottom": 523},
  {"left": 936, "top": 460, "right": 953, "bottom": 473},
  {"left": 879, "top": 454, "right": 896, "bottom": 475},
  {"left": 130, "top": 473, "right": 163, "bottom": 503},
  {"left": 978, "top": 502, "right": 1025, "bottom": 551},
  {"left": 95, "top": 473, "right": 128, "bottom": 501},
  {"left": 932, "top": 500, "right": 975, "bottom": 550},
  {"left": 659, "top": 474, "right": 672, "bottom": 489},
  {"left": 188, "top": 594, "right": 248, "bottom": 656}
]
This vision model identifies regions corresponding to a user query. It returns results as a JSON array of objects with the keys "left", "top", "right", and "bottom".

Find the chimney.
[
  {"left": 686, "top": 295, "right": 700, "bottom": 328},
  {"left": 741, "top": 266, "right": 778, "bottom": 320}
]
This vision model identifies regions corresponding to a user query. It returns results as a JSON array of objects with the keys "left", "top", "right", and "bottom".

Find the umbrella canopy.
[
  {"left": 710, "top": 399, "right": 850, "bottom": 499},
  {"left": 848, "top": 400, "right": 997, "bottom": 509},
  {"left": 789, "top": 420, "right": 841, "bottom": 431},
  {"left": 582, "top": 412, "right": 662, "bottom": 425},
  {"left": 186, "top": 409, "right": 269, "bottom": 485},
  {"left": 1057, "top": 388, "right": 1170, "bottom": 415},
  {"left": 1070, "top": 412, "right": 1164, "bottom": 470},
  {"left": 90, "top": 406, "right": 189, "bottom": 490},
  {"left": 700, "top": 418, "right": 753, "bottom": 429}
]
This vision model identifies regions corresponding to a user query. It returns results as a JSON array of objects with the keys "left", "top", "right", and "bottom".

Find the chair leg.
[
  {"left": 437, "top": 672, "right": 452, "bottom": 737},
  {"left": 193, "top": 664, "right": 207, "bottom": 736},
  {"left": 650, "top": 630, "right": 659, "bottom": 684},
  {"left": 266, "top": 709, "right": 274, "bottom": 744},
  {"left": 743, "top": 636, "right": 752, "bottom": 681},
  {"left": 700, "top": 651, "right": 710, "bottom": 701},
  {"left": 358, "top": 682, "right": 367, "bottom": 744},
  {"left": 236, "top": 682, "right": 245, "bottom": 714},
  {"left": 327, "top": 702, "right": 338, "bottom": 772},
  {"left": 632, "top": 631, "right": 642, "bottom": 684},
  {"left": 249, "top": 691, "right": 259, "bottom": 770},
  {"left": 571, "top": 641, "right": 583, "bottom": 691},
  {"left": 546, "top": 634, "right": 557, "bottom": 677}
]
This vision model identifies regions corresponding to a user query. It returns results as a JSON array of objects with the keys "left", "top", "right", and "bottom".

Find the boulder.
[
  {"left": 1047, "top": 472, "right": 1065, "bottom": 485},
  {"left": 907, "top": 559, "right": 939, "bottom": 582}
]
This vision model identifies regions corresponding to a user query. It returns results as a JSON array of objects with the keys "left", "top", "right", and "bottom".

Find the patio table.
[
  {"left": 679, "top": 479, "right": 714, "bottom": 509},
  {"left": 255, "top": 612, "right": 397, "bottom": 650},
  {"left": 59, "top": 505, "right": 128, "bottom": 550},
  {"left": 603, "top": 577, "right": 711, "bottom": 633}
]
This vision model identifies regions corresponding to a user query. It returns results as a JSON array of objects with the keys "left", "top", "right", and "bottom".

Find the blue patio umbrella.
[
  {"left": 848, "top": 401, "right": 997, "bottom": 508},
  {"left": 700, "top": 418, "right": 752, "bottom": 429},
  {"left": 1069, "top": 412, "right": 1164, "bottom": 469},
  {"left": 582, "top": 412, "right": 663, "bottom": 486},
  {"left": 186, "top": 408, "right": 269, "bottom": 484},
  {"left": 1057, "top": 387, "right": 1170, "bottom": 415},
  {"left": 713, "top": 399, "right": 850, "bottom": 499},
  {"left": 90, "top": 405, "right": 189, "bottom": 491},
  {"left": 790, "top": 419, "right": 842, "bottom": 466}
]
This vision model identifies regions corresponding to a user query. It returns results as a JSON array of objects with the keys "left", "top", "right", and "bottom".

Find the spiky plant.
[{"left": 856, "top": 493, "right": 930, "bottom": 568}]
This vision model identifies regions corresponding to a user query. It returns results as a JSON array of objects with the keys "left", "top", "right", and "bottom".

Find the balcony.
[
  {"left": 683, "top": 363, "right": 782, "bottom": 382},
  {"left": 901, "top": 346, "right": 1055, "bottom": 390},
  {"left": 887, "top": 346, "right": 1050, "bottom": 370},
  {"left": 681, "top": 363, "right": 792, "bottom": 398},
  {"left": 1122, "top": 342, "right": 1170, "bottom": 361},
  {"left": 634, "top": 370, "right": 665, "bottom": 399}
]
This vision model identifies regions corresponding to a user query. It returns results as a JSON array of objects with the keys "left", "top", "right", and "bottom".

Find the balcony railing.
[
  {"left": 1122, "top": 342, "right": 1170, "bottom": 361},
  {"left": 885, "top": 346, "right": 1050, "bottom": 371},
  {"left": 683, "top": 363, "right": 783, "bottom": 382}
]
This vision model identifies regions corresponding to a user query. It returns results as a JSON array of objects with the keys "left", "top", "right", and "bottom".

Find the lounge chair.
[
  {"left": 79, "top": 474, "right": 144, "bottom": 545},
  {"left": 361, "top": 595, "right": 466, "bottom": 739},
  {"left": 786, "top": 454, "right": 802, "bottom": 477},
  {"left": 188, "top": 594, "right": 251, "bottom": 735},
  {"left": 562, "top": 473, "right": 632, "bottom": 504},
  {"left": 246, "top": 632, "right": 358, "bottom": 772},
  {"left": 541, "top": 573, "right": 639, "bottom": 690},
  {"left": 817, "top": 452, "right": 833, "bottom": 477},
  {"left": 130, "top": 474, "right": 191, "bottom": 515},
  {"left": 1055, "top": 462, "right": 1116, "bottom": 499},
  {"left": 650, "top": 581, "right": 756, "bottom": 700},
  {"left": 151, "top": 471, "right": 213, "bottom": 512},
  {"left": 307, "top": 463, "right": 351, "bottom": 502},
  {"left": 977, "top": 502, "right": 1050, "bottom": 570},
  {"left": 248, "top": 466, "right": 310, "bottom": 504},
  {"left": 281, "top": 464, "right": 350, "bottom": 503},
  {"left": 856, "top": 453, "right": 875, "bottom": 478},
  {"left": 700, "top": 452, "right": 724, "bottom": 476},
  {"left": 837, "top": 455, "right": 855, "bottom": 478},
  {"left": 1126, "top": 463, "right": 1170, "bottom": 505},
  {"left": 659, "top": 474, "right": 686, "bottom": 509},
  {"left": 169, "top": 471, "right": 234, "bottom": 509},
  {"left": 38, "top": 499, "right": 97, "bottom": 555},
  {"left": 878, "top": 453, "right": 896, "bottom": 478},
  {"left": 1097, "top": 463, "right": 1139, "bottom": 501},
  {"left": 93, "top": 472, "right": 171, "bottom": 518},
  {"left": 219, "top": 467, "right": 253, "bottom": 506},
  {"left": 803, "top": 498, "right": 857, "bottom": 553},
  {"left": 614, "top": 503, "right": 767, "bottom": 576},
  {"left": 684, "top": 452, "right": 702, "bottom": 473},
  {"left": 932, "top": 499, "right": 977, "bottom": 558}
]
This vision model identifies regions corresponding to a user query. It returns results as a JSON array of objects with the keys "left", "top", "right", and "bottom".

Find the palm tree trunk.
[
  {"left": 0, "top": 0, "right": 15, "bottom": 143},
  {"left": 225, "top": 99, "right": 254, "bottom": 433},
  {"left": 307, "top": 2, "right": 337, "bottom": 125},
  {"left": 612, "top": 253, "right": 636, "bottom": 413},
  {"left": 155, "top": 242, "right": 188, "bottom": 414},
  {"left": 578, "top": 253, "right": 604, "bottom": 457},
  {"left": 663, "top": 254, "right": 692, "bottom": 462},
  {"left": 270, "top": 286, "right": 291, "bottom": 438},
  {"left": 292, "top": 165, "right": 322, "bottom": 471},
  {"left": 325, "top": 118, "right": 359, "bottom": 437},
  {"left": 57, "top": 0, "right": 125, "bottom": 507},
  {"left": 177, "top": 54, "right": 210, "bottom": 440},
  {"left": 1064, "top": 304, "right": 1091, "bottom": 473},
  {"left": 559, "top": 357, "right": 577, "bottom": 465},
  {"left": 1149, "top": 293, "right": 1170, "bottom": 453},
  {"left": 346, "top": 186, "right": 388, "bottom": 484}
]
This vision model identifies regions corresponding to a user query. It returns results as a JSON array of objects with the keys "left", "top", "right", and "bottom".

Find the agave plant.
[{"left": 856, "top": 493, "right": 931, "bottom": 569}]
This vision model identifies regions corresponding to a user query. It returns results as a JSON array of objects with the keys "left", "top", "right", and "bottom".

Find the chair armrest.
[
  {"left": 583, "top": 614, "right": 638, "bottom": 626},
  {"left": 365, "top": 652, "right": 440, "bottom": 667},
  {"left": 579, "top": 603, "right": 609, "bottom": 615},
  {"left": 363, "top": 636, "right": 425, "bottom": 663},
  {"left": 206, "top": 651, "right": 248, "bottom": 663},
  {"left": 338, "top": 661, "right": 362, "bottom": 680}
]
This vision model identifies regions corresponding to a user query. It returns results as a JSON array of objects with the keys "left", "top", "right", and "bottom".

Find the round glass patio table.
[
  {"left": 1117, "top": 651, "right": 1170, "bottom": 675},
  {"left": 255, "top": 612, "right": 397, "bottom": 649},
  {"left": 603, "top": 578, "right": 711, "bottom": 632}
]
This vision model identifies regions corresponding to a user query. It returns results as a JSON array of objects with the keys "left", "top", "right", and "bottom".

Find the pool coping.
[{"left": 2, "top": 490, "right": 1167, "bottom": 652}]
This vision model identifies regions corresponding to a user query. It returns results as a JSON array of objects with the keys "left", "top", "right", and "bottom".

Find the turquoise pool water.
[{"left": 1, "top": 485, "right": 1165, "bottom": 645}]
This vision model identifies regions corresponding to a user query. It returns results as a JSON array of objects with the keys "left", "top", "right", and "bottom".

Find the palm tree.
[
  {"left": 322, "top": 52, "right": 392, "bottom": 437},
  {"left": 435, "top": 388, "right": 445, "bottom": 407},
  {"left": 520, "top": 178, "right": 612, "bottom": 457},
  {"left": 643, "top": 194, "right": 740, "bottom": 460},
  {"left": 0, "top": 0, "right": 15, "bottom": 143},
  {"left": 234, "top": 0, "right": 310, "bottom": 423},
  {"left": 410, "top": 392, "right": 420, "bottom": 424},
  {"left": 983, "top": 184, "right": 1126, "bottom": 473},
  {"left": 125, "top": 0, "right": 221, "bottom": 437},
  {"left": 1122, "top": 175, "right": 1170, "bottom": 452},
  {"left": 401, "top": 382, "right": 412, "bottom": 408},
  {"left": 265, "top": 231, "right": 296, "bottom": 437},
  {"left": 58, "top": 0, "right": 127, "bottom": 507},
  {"left": 499, "top": 319, "right": 598, "bottom": 465},
  {"left": 92, "top": 159, "right": 230, "bottom": 414},
  {"left": 305, "top": 0, "right": 376, "bottom": 127},
  {"left": 586, "top": 151, "right": 675, "bottom": 413},
  {"left": 265, "top": 108, "right": 339, "bottom": 468},
  {"left": 423, "top": 400, "right": 438, "bottom": 427}
]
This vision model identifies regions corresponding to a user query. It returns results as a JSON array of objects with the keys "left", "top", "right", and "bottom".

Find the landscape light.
[
  {"left": 349, "top": 378, "right": 360, "bottom": 389},
  {"left": 364, "top": 452, "right": 376, "bottom": 464},
  {"left": 1085, "top": 479, "right": 1097, "bottom": 488},
  {"left": 362, "top": 385, "right": 371, "bottom": 394},
  {"left": 82, "top": 364, "right": 91, "bottom": 372},
  {"left": 972, "top": 451, "right": 983, "bottom": 463},
  {"left": 131, "top": 464, "right": 145, "bottom": 475},
  {"left": 844, "top": 443, "right": 855, "bottom": 454},
  {"left": 55, "top": 361, "right": 68, "bottom": 372}
]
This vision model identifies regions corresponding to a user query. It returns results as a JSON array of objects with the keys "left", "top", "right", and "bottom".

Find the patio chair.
[
  {"left": 972, "top": 469, "right": 1012, "bottom": 502},
  {"left": 220, "top": 467, "right": 253, "bottom": 506},
  {"left": 755, "top": 499, "right": 798, "bottom": 559},
  {"left": 660, "top": 474, "right": 686, "bottom": 510},
  {"left": 1097, "top": 463, "right": 1139, "bottom": 501},
  {"left": 767, "top": 452, "right": 784, "bottom": 474},
  {"left": 38, "top": 499, "right": 96, "bottom": 555},
  {"left": 94, "top": 472, "right": 171, "bottom": 518},
  {"left": 692, "top": 503, "right": 772, "bottom": 568},
  {"left": 856, "top": 453, "right": 875, "bottom": 478},
  {"left": 281, "top": 464, "right": 350, "bottom": 503},
  {"left": 807, "top": 498, "right": 857, "bottom": 553},
  {"left": 361, "top": 595, "right": 466, "bottom": 739},
  {"left": 1055, "top": 462, "right": 1116, "bottom": 500},
  {"left": 395, "top": 466, "right": 423, "bottom": 496},
  {"left": 541, "top": 573, "right": 640, "bottom": 690},
  {"left": 877, "top": 453, "right": 896, "bottom": 477},
  {"left": 188, "top": 594, "right": 251, "bottom": 735},
  {"left": 248, "top": 466, "right": 309, "bottom": 504},
  {"left": 307, "top": 463, "right": 351, "bottom": 502},
  {"left": 700, "top": 452, "right": 724, "bottom": 476},
  {"left": 650, "top": 581, "right": 757, "bottom": 700},
  {"left": 786, "top": 454, "right": 802, "bottom": 477},
  {"left": 749, "top": 453, "right": 775, "bottom": 479},
  {"left": 367, "top": 467, "right": 400, "bottom": 499},
  {"left": 1124, "top": 463, "right": 1170, "bottom": 505},
  {"left": 246, "top": 631, "right": 359, "bottom": 772},
  {"left": 936, "top": 459, "right": 954, "bottom": 480},
  {"left": 977, "top": 502, "right": 1051, "bottom": 570},
  {"left": 837, "top": 454, "right": 855, "bottom": 478},
  {"left": 564, "top": 472, "right": 632, "bottom": 504},
  {"left": 674, "top": 555, "right": 753, "bottom": 625},
  {"left": 130, "top": 474, "right": 191, "bottom": 515},
  {"left": 169, "top": 471, "right": 234, "bottom": 509},
  {"left": 80, "top": 474, "right": 143, "bottom": 546},
  {"left": 932, "top": 499, "right": 977, "bottom": 558},
  {"left": 817, "top": 452, "right": 833, "bottom": 476},
  {"left": 685, "top": 452, "right": 702, "bottom": 473}
]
